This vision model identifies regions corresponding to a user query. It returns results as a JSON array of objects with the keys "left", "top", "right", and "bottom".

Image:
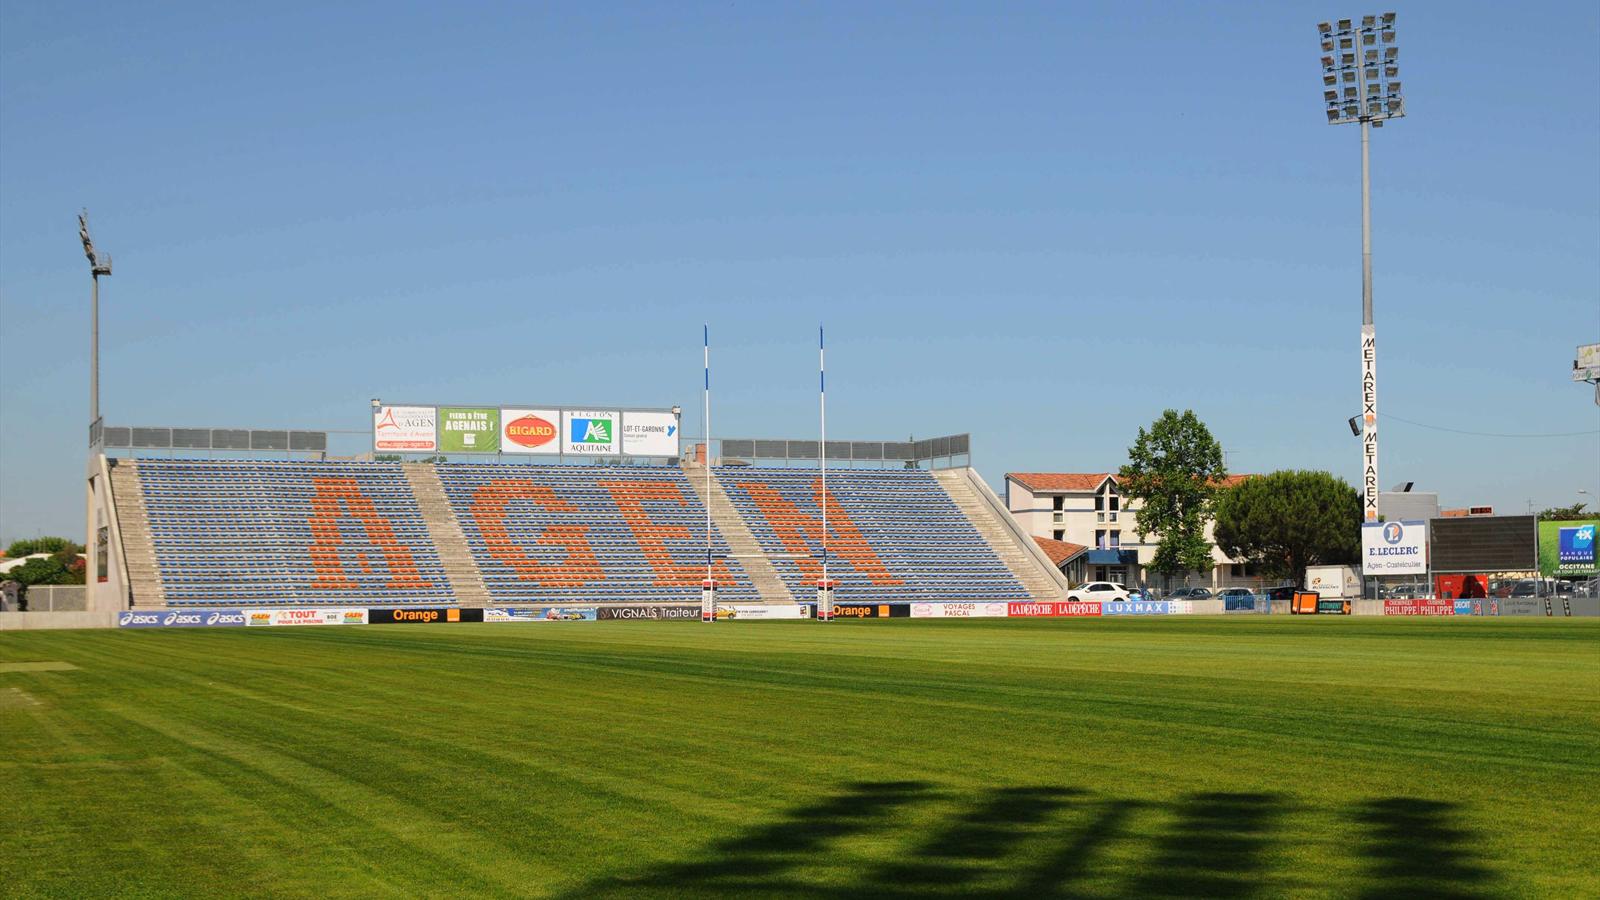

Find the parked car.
[
  {"left": 1218, "top": 587, "right": 1256, "bottom": 610},
  {"left": 1066, "top": 581, "right": 1129, "bottom": 602},
  {"left": 1166, "top": 587, "right": 1213, "bottom": 601},
  {"left": 1265, "top": 585, "right": 1299, "bottom": 603},
  {"left": 1508, "top": 579, "right": 1543, "bottom": 598}
]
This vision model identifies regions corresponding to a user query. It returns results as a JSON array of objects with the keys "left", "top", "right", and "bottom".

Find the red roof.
[
  {"left": 1009, "top": 472, "right": 1253, "bottom": 492},
  {"left": 1008, "top": 473, "right": 1114, "bottom": 492},
  {"left": 1033, "top": 536, "right": 1088, "bottom": 567}
]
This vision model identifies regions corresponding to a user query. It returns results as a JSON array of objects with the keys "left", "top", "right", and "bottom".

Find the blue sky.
[{"left": 2, "top": 1, "right": 1596, "bottom": 544}]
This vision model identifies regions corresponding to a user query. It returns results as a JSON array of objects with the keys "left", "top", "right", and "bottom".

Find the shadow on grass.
[
  {"left": 1353, "top": 797, "right": 1497, "bottom": 899},
  {"left": 566, "top": 783, "right": 1500, "bottom": 899}
]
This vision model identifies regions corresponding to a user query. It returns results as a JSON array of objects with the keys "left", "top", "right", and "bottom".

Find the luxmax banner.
[
  {"left": 1362, "top": 520, "right": 1427, "bottom": 575},
  {"left": 909, "top": 602, "right": 1008, "bottom": 618},
  {"left": 246, "top": 608, "right": 369, "bottom": 627},
  {"left": 118, "top": 609, "right": 248, "bottom": 628},
  {"left": 1100, "top": 600, "right": 1172, "bottom": 616},
  {"left": 483, "top": 607, "right": 598, "bottom": 622}
]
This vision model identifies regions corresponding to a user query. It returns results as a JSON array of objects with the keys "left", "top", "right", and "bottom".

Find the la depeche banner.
[{"left": 373, "top": 404, "right": 679, "bottom": 457}]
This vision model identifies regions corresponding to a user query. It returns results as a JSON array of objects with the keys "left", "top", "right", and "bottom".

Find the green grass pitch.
[{"left": 3, "top": 617, "right": 1596, "bottom": 898}]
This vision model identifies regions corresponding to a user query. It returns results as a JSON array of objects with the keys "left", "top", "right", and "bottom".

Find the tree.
[
  {"left": 1537, "top": 502, "right": 1589, "bottom": 521},
  {"left": 1213, "top": 470, "right": 1360, "bottom": 583},
  {"left": 7, "top": 548, "right": 85, "bottom": 587},
  {"left": 6, "top": 536, "right": 84, "bottom": 558},
  {"left": 1118, "top": 409, "right": 1226, "bottom": 580}
]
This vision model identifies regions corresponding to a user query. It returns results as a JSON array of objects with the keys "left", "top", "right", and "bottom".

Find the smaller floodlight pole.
[
  {"left": 819, "top": 325, "right": 830, "bottom": 620},
  {"left": 78, "top": 210, "right": 112, "bottom": 427},
  {"left": 1318, "top": 13, "right": 1404, "bottom": 524},
  {"left": 704, "top": 324, "right": 713, "bottom": 585}
]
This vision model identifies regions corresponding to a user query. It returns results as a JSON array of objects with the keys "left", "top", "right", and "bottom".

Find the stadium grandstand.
[{"left": 93, "top": 427, "right": 1066, "bottom": 610}]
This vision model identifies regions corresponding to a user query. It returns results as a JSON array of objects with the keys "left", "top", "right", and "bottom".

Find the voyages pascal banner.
[
  {"left": 1362, "top": 519, "right": 1427, "bottom": 575},
  {"left": 1539, "top": 519, "right": 1598, "bottom": 576},
  {"left": 439, "top": 407, "right": 500, "bottom": 453}
]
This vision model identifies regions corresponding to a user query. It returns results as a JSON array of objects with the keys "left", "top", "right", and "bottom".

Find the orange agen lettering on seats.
[
  {"left": 737, "top": 480, "right": 903, "bottom": 585},
  {"left": 307, "top": 477, "right": 430, "bottom": 590},
  {"left": 469, "top": 479, "right": 601, "bottom": 587},
  {"left": 599, "top": 481, "right": 739, "bottom": 587}
]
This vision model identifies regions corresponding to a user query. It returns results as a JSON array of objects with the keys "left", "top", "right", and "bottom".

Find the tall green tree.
[
  {"left": 1213, "top": 470, "right": 1360, "bottom": 582},
  {"left": 7, "top": 548, "right": 86, "bottom": 586},
  {"left": 1118, "top": 409, "right": 1226, "bottom": 580}
]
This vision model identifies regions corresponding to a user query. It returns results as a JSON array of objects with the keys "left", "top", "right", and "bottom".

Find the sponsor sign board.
[
  {"left": 246, "top": 608, "right": 368, "bottom": 627},
  {"left": 1362, "top": 520, "right": 1427, "bottom": 575},
  {"left": 1361, "top": 325, "right": 1379, "bottom": 522},
  {"left": 1538, "top": 520, "right": 1598, "bottom": 576},
  {"left": 1453, "top": 600, "right": 1475, "bottom": 616},
  {"left": 500, "top": 409, "right": 562, "bottom": 455},
  {"left": 823, "top": 603, "right": 910, "bottom": 619},
  {"left": 1007, "top": 601, "right": 1102, "bottom": 617},
  {"left": 1317, "top": 599, "right": 1351, "bottom": 615},
  {"left": 1383, "top": 599, "right": 1455, "bottom": 616},
  {"left": 483, "top": 607, "right": 598, "bottom": 622},
  {"left": 621, "top": 411, "right": 680, "bottom": 457},
  {"left": 438, "top": 407, "right": 500, "bottom": 453},
  {"left": 908, "top": 602, "right": 1009, "bottom": 618},
  {"left": 713, "top": 604, "right": 811, "bottom": 620},
  {"left": 373, "top": 405, "right": 438, "bottom": 452},
  {"left": 369, "top": 607, "right": 483, "bottom": 624},
  {"left": 563, "top": 410, "right": 620, "bottom": 455},
  {"left": 118, "top": 608, "right": 250, "bottom": 628},
  {"left": 596, "top": 605, "right": 699, "bottom": 620},
  {"left": 1101, "top": 601, "right": 1172, "bottom": 616}
]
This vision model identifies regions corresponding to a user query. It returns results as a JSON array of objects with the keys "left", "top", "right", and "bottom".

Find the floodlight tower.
[
  {"left": 1317, "top": 14, "right": 1404, "bottom": 523},
  {"left": 78, "top": 210, "right": 112, "bottom": 427}
]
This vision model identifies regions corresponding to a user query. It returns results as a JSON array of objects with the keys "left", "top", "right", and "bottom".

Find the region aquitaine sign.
[{"left": 372, "top": 404, "right": 679, "bottom": 458}]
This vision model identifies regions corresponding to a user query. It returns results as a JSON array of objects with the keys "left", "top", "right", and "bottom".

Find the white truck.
[{"left": 1306, "top": 565, "right": 1363, "bottom": 600}]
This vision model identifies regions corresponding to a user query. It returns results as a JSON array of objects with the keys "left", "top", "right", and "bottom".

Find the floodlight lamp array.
[{"left": 1318, "top": 12, "right": 1403, "bottom": 124}]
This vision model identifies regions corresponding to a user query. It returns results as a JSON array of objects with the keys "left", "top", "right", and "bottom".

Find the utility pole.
[{"left": 78, "top": 210, "right": 112, "bottom": 426}]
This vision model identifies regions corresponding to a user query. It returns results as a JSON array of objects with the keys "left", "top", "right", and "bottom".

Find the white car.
[{"left": 1066, "top": 581, "right": 1130, "bottom": 602}]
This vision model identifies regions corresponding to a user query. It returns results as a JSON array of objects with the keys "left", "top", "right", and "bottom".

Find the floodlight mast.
[
  {"left": 78, "top": 210, "right": 112, "bottom": 428},
  {"left": 1318, "top": 14, "right": 1403, "bottom": 523}
]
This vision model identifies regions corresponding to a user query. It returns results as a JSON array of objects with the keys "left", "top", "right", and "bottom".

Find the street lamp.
[
  {"left": 78, "top": 210, "right": 112, "bottom": 427},
  {"left": 1317, "top": 14, "right": 1405, "bottom": 523}
]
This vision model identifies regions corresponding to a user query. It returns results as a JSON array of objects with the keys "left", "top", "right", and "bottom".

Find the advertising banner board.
[
  {"left": 621, "top": 411, "right": 681, "bottom": 457},
  {"left": 118, "top": 609, "right": 248, "bottom": 628},
  {"left": 500, "top": 409, "right": 562, "bottom": 455},
  {"left": 1101, "top": 600, "right": 1172, "bottom": 616},
  {"left": 438, "top": 408, "right": 500, "bottom": 453},
  {"left": 1538, "top": 520, "right": 1598, "bottom": 576},
  {"left": 1006, "top": 601, "right": 1102, "bottom": 617},
  {"left": 909, "top": 602, "right": 1008, "bottom": 618},
  {"left": 368, "top": 608, "right": 482, "bottom": 624},
  {"left": 1383, "top": 599, "right": 1455, "bottom": 616},
  {"left": 713, "top": 604, "right": 810, "bottom": 620},
  {"left": 596, "top": 605, "right": 699, "bottom": 621},
  {"left": 824, "top": 603, "right": 910, "bottom": 619},
  {"left": 1362, "top": 520, "right": 1427, "bottom": 575},
  {"left": 373, "top": 405, "right": 437, "bottom": 452},
  {"left": 563, "top": 410, "right": 620, "bottom": 455},
  {"left": 247, "top": 608, "right": 368, "bottom": 627},
  {"left": 483, "top": 607, "right": 597, "bottom": 622}
]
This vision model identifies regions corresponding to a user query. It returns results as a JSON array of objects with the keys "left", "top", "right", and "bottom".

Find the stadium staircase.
[
  {"left": 933, "top": 468, "right": 1068, "bottom": 599},
  {"left": 109, "top": 460, "right": 166, "bottom": 607},
  {"left": 681, "top": 456, "right": 791, "bottom": 602},
  {"left": 400, "top": 463, "right": 492, "bottom": 606}
]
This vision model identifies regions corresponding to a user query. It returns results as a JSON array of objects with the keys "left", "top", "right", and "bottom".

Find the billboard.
[
  {"left": 374, "top": 405, "right": 437, "bottom": 452},
  {"left": 564, "top": 410, "right": 620, "bottom": 455},
  {"left": 439, "top": 407, "right": 500, "bottom": 453},
  {"left": 501, "top": 409, "right": 562, "bottom": 455},
  {"left": 621, "top": 411, "right": 680, "bottom": 457},
  {"left": 1540, "top": 520, "right": 1598, "bottom": 576},
  {"left": 1362, "top": 520, "right": 1427, "bottom": 575},
  {"left": 1430, "top": 515, "right": 1537, "bottom": 572}
]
